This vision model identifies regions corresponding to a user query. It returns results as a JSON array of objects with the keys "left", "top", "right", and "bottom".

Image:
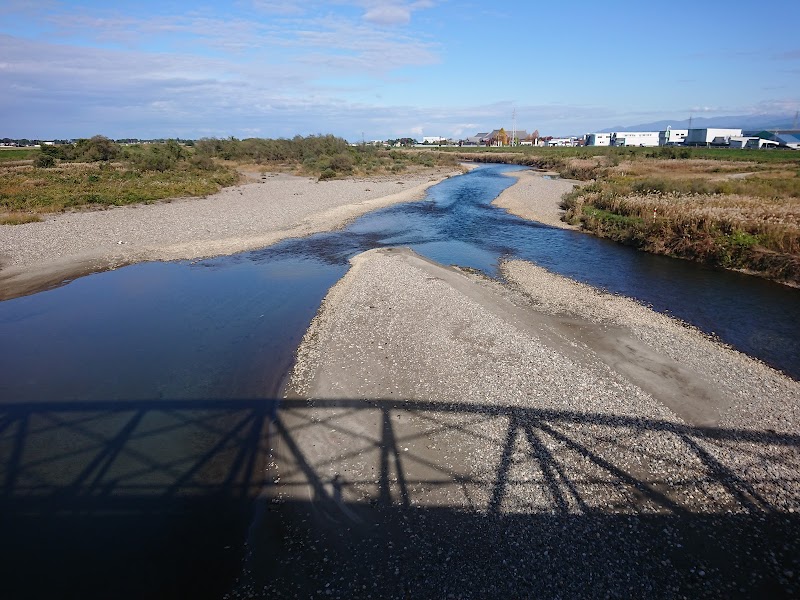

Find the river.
[{"left": 1, "top": 163, "right": 798, "bottom": 598}]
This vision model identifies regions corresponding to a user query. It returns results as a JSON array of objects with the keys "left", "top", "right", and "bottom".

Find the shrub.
[
  {"left": 33, "top": 153, "right": 56, "bottom": 168},
  {"left": 329, "top": 152, "right": 354, "bottom": 173}
]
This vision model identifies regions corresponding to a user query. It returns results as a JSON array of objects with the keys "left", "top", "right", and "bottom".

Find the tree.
[{"left": 498, "top": 128, "right": 509, "bottom": 146}]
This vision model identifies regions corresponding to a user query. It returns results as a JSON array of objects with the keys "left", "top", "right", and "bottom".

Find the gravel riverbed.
[{"left": 254, "top": 247, "right": 800, "bottom": 599}]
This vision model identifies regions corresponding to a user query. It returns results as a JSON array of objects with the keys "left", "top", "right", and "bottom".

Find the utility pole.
[{"left": 511, "top": 108, "right": 517, "bottom": 147}]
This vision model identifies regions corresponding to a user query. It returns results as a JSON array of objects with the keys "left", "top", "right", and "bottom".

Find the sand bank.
[
  {"left": 0, "top": 169, "right": 459, "bottom": 299},
  {"left": 268, "top": 247, "right": 800, "bottom": 596}
]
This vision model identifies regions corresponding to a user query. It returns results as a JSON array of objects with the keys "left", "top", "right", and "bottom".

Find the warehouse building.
[
  {"left": 685, "top": 128, "right": 742, "bottom": 146},
  {"left": 659, "top": 129, "right": 688, "bottom": 146},
  {"left": 610, "top": 131, "right": 660, "bottom": 147}
]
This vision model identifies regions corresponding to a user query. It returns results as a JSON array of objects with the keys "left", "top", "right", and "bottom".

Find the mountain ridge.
[{"left": 598, "top": 113, "right": 796, "bottom": 133}]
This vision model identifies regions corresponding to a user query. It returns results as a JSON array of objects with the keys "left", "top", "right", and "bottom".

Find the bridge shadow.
[{"left": 1, "top": 397, "right": 798, "bottom": 598}]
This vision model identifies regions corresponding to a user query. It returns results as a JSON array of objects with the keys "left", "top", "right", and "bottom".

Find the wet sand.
[{"left": 0, "top": 168, "right": 460, "bottom": 299}]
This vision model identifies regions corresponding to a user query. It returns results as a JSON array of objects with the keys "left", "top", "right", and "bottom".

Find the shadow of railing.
[{"left": 1, "top": 397, "right": 798, "bottom": 598}]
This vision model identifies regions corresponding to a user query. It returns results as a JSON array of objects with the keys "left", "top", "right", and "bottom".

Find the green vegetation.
[
  {"left": 193, "top": 135, "right": 458, "bottom": 178},
  {"left": 0, "top": 136, "right": 238, "bottom": 219},
  {"left": 0, "top": 148, "right": 38, "bottom": 162},
  {"left": 0, "top": 135, "right": 459, "bottom": 224}
]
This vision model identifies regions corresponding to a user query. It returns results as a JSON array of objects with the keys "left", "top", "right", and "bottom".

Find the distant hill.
[{"left": 599, "top": 113, "right": 796, "bottom": 133}]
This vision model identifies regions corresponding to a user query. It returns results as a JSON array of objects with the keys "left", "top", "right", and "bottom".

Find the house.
[
  {"left": 610, "top": 131, "right": 660, "bottom": 147},
  {"left": 659, "top": 129, "right": 688, "bottom": 146},
  {"left": 463, "top": 132, "right": 489, "bottom": 146},
  {"left": 684, "top": 128, "right": 742, "bottom": 146},
  {"left": 422, "top": 136, "right": 447, "bottom": 144},
  {"left": 586, "top": 133, "right": 612, "bottom": 146},
  {"left": 483, "top": 129, "right": 530, "bottom": 146}
]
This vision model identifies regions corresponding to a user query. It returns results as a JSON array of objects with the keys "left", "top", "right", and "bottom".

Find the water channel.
[{"left": 1, "top": 163, "right": 799, "bottom": 598}]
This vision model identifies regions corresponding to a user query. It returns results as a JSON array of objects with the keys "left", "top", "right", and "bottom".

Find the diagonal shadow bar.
[
  {"left": 272, "top": 414, "right": 332, "bottom": 503},
  {"left": 537, "top": 421, "right": 687, "bottom": 513},
  {"left": 488, "top": 415, "right": 517, "bottom": 516},
  {"left": 164, "top": 410, "right": 259, "bottom": 498},
  {"left": 529, "top": 424, "right": 590, "bottom": 513},
  {"left": 523, "top": 422, "right": 571, "bottom": 514},
  {"left": 678, "top": 433, "right": 771, "bottom": 512}
]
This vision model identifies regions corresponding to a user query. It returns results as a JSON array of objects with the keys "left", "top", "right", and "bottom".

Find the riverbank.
[
  {"left": 491, "top": 169, "right": 579, "bottom": 229},
  {"left": 0, "top": 168, "right": 460, "bottom": 299},
  {"left": 267, "top": 246, "right": 800, "bottom": 597}
]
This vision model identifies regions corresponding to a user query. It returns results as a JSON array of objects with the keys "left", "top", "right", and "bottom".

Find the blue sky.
[{"left": 1, "top": 0, "right": 799, "bottom": 140}]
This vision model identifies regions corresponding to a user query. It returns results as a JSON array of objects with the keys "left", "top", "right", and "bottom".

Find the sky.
[{"left": 1, "top": 0, "right": 799, "bottom": 141}]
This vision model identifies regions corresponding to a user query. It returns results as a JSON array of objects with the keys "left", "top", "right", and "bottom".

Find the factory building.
[
  {"left": 685, "top": 128, "right": 743, "bottom": 146},
  {"left": 610, "top": 131, "right": 660, "bottom": 147}
]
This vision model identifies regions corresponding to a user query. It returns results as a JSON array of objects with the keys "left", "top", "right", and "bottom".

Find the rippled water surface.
[{"left": 1, "top": 164, "right": 798, "bottom": 598}]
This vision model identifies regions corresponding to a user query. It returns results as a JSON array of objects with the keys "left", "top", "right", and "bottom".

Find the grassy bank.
[
  {"left": 432, "top": 145, "right": 800, "bottom": 284},
  {"left": 0, "top": 137, "right": 239, "bottom": 224},
  {"left": 0, "top": 135, "right": 460, "bottom": 225}
]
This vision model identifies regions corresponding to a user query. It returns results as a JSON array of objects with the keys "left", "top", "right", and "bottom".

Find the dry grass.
[
  {"left": 0, "top": 211, "right": 42, "bottom": 225},
  {"left": 561, "top": 156, "right": 800, "bottom": 284}
]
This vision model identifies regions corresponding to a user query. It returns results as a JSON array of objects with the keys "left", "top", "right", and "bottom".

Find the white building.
[
  {"left": 547, "top": 137, "right": 579, "bottom": 147},
  {"left": 585, "top": 133, "right": 611, "bottom": 146},
  {"left": 610, "top": 131, "right": 660, "bottom": 147},
  {"left": 729, "top": 136, "right": 780, "bottom": 150},
  {"left": 659, "top": 129, "right": 688, "bottom": 146},
  {"left": 685, "top": 128, "right": 743, "bottom": 146},
  {"left": 422, "top": 136, "right": 446, "bottom": 144}
]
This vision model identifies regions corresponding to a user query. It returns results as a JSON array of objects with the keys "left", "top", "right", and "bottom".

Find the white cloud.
[{"left": 363, "top": 4, "right": 411, "bottom": 25}]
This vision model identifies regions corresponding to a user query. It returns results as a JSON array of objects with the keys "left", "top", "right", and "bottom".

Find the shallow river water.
[{"left": 1, "top": 164, "right": 798, "bottom": 598}]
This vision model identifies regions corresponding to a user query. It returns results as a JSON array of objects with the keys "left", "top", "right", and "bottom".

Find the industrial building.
[
  {"left": 684, "top": 128, "right": 743, "bottom": 146},
  {"left": 610, "top": 131, "right": 660, "bottom": 147},
  {"left": 659, "top": 129, "right": 688, "bottom": 146},
  {"left": 585, "top": 133, "right": 611, "bottom": 146},
  {"left": 729, "top": 137, "right": 780, "bottom": 150}
]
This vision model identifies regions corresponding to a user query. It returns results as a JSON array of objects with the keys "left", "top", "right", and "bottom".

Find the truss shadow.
[{"left": 1, "top": 396, "right": 798, "bottom": 598}]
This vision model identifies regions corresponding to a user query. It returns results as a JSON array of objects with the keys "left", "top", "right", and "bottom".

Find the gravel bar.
[
  {"left": 251, "top": 247, "right": 800, "bottom": 599},
  {"left": 491, "top": 169, "right": 580, "bottom": 229}
]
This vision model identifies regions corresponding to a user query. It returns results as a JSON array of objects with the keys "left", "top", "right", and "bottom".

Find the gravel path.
[
  {"left": 251, "top": 247, "right": 800, "bottom": 599},
  {"left": 0, "top": 168, "right": 458, "bottom": 299},
  {"left": 491, "top": 169, "right": 580, "bottom": 229}
]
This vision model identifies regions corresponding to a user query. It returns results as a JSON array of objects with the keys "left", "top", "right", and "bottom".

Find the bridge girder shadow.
[{"left": 0, "top": 396, "right": 798, "bottom": 598}]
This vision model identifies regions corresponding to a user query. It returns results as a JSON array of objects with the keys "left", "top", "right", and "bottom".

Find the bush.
[
  {"left": 75, "top": 135, "right": 121, "bottom": 162},
  {"left": 329, "top": 152, "right": 354, "bottom": 173},
  {"left": 131, "top": 146, "right": 177, "bottom": 172},
  {"left": 33, "top": 153, "right": 56, "bottom": 168}
]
